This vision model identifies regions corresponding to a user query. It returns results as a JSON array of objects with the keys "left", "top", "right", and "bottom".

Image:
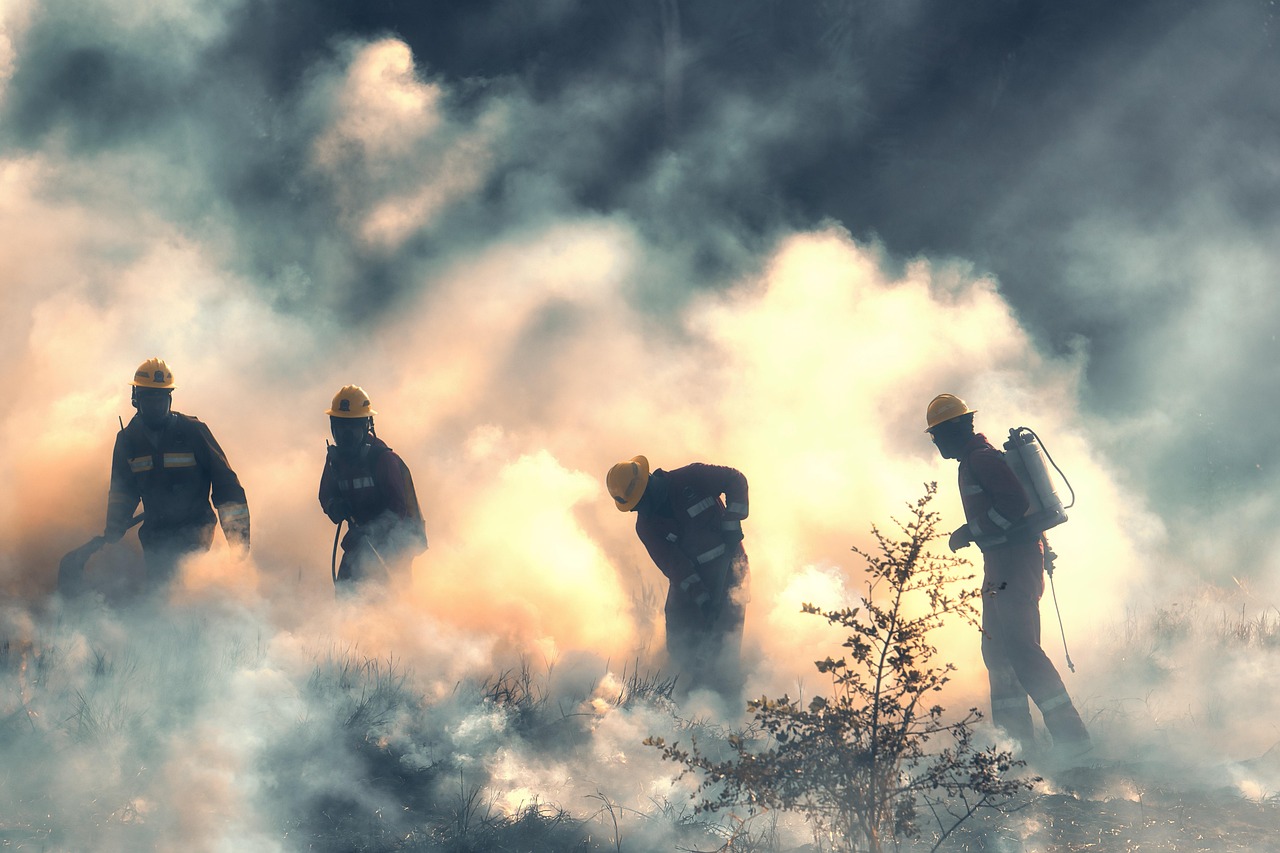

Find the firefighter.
[
  {"left": 104, "top": 358, "right": 250, "bottom": 587},
  {"left": 607, "top": 456, "right": 750, "bottom": 700},
  {"left": 318, "top": 386, "right": 427, "bottom": 591},
  {"left": 925, "top": 393, "right": 1090, "bottom": 757}
]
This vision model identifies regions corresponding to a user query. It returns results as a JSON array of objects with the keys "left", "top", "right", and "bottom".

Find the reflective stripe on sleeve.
[
  {"left": 679, "top": 572, "right": 703, "bottom": 592},
  {"left": 726, "top": 501, "right": 748, "bottom": 516},
  {"left": 219, "top": 502, "right": 249, "bottom": 519},
  {"left": 686, "top": 496, "right": 716, "bottom": 517},
  {"left": 665, "top": 533, "right": 679, "bottom": 543},
  {"left": 961, "top": 484, "right": 984, "bottom": 496},
  {"left": 128, "top": 456, "right": 154, "bottom": 473},
  {"left": 987, "top": 508, "right": 1014, "bottom": 530},
  {"left": 970, "top": 522, "right": 1005, "bottom": 546},
  {"left": 163, "top": 452, "right": 197, "bottom": 468},
  {"left": 696, "top": 544, "right": 726, "bottom": 564}
]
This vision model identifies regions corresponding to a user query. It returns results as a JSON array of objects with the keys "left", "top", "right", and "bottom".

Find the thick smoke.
[{"left": 2, "top": 1, "right": 1278, "bottom": 849}]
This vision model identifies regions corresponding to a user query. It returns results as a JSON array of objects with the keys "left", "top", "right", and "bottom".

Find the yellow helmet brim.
[{"left": 925, "top": 394, "right": 975, "bottom": 432}]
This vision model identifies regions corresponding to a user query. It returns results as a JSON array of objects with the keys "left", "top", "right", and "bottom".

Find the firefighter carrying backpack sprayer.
[
  {"left": 1002, "top": 424, "right": 1078, "bottom": 671},
  {"left": 926, "top": 393, "right": 1090, "bottom": 757}
]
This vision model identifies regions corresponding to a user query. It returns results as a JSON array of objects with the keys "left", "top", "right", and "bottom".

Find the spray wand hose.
[
  {"left": 1043, "top": 538, "right": 1076, "bottom": 672},
  {"left": 1020, "top": 426, "right": 1076, "bottom": 510}
]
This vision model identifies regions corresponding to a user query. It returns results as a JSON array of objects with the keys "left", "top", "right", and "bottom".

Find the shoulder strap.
[{"left": 327, "top": 442, "right": 391, "bottom": 475}]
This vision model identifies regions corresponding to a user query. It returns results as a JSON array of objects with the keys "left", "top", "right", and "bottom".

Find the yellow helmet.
[
  {"left": 326, "top": 385, "right": 377, "bottom": 418},
  {"left": 925, "top": 393, "right": 975, "bottom": 432},
  {"left": 606, "top": 455, "right": 650, "bottom": 512},
  {"left": 130, "top": 357, "right": 175, "bottom": 389}
]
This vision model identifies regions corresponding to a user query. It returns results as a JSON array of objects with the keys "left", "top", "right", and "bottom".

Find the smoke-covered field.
[
  {"left": 5, "top": 583, "right": 1280, "bottom": 852},
  {"left": 3, "top": 1, "right": 1280, "bottom": 850}
]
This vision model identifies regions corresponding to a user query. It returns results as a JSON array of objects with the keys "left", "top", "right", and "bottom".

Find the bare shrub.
[{"left": 648, "top": 483, "right": 1037, "bottom": 852}]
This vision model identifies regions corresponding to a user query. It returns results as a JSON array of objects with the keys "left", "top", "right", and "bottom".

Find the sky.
[{"left": 1, "top": 0, "right": 1279, "bottom": 847}]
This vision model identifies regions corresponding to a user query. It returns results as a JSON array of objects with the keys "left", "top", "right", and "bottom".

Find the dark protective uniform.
[
  {"left": 634, "top": 463, "right": 750, "bottom": 699},
  {"left": 957, "top": 432, "right": 1089, "bottom": 748},
  {"left": 318, "top": 435, "right": 427, "bottom": 587},
  {"left": 106, "top": 412, "right": 250, "bottom": 586}
]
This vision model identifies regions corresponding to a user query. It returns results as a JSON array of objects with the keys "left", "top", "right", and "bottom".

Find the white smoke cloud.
[
  {"left": 2, "top": 11, "right": 1272, "bottom": 849},
  {"left": 309, "top": 38, "right": 501, "bottom": 251},
  {"left": 3, "top": 27, "right": 1145, "bottom": 687}
]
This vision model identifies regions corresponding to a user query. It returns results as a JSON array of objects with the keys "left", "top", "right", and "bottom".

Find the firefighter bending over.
[
  {"left": 318, "top": 386, "right": 427, "bottom": 591},
  {"left": 105, "top": 358, "right": 250, "bottom": 587},
  {"left": 925, "top": 393, "right": 1090, "bottom": 757},
  {"left": 607, "top": 456, "right": 750, "bottom": 701}
]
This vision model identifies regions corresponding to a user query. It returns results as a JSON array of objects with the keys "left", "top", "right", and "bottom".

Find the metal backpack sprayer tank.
[
  {"left": 1003, "top": 426, "right": 1080, "bottom": 670},
  {"left": 1002, "top": 426, "right": 1074, "bottom": 533}
]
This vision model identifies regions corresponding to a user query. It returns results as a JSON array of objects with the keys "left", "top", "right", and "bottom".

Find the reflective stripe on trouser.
[
  {"left": 986, "top": 664, "right": 1034, "bottom": 742},
  {"left": 664, "top": 553, "right": 749, "bottom": 701},
  {"left": 981, "top": 566, "right": 1088, "bottom": 745}
]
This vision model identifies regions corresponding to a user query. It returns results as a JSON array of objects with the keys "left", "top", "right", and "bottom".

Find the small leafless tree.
[{"left": 648, "top": 483, "right": 1037, "bottom": 852}]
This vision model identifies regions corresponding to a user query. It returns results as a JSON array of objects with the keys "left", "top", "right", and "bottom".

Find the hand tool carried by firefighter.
[{"left": 57, "top": 513, "right": 144, "bottom": 596}]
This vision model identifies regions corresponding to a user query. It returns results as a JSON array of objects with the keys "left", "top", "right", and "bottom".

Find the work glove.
[
  {"left": 681, "top": 573, "right": 716, "bottom": 620},
  {"left": 222, "top": 517, "right": 251, "bottom": 552},
  {"left": 948, "top": 525, "right": 972, "bottom": 553},
  {"left": 693, "top": 587, "right": 715, "bottom": 620},
  {"left": 721, "top": 518, "right": 744, "bottom": 544},
  {"left": 218, "top": 503, "right": 251, "bottom": 551},
  {"left": 324, "top": 497, "right": 353, "bottom": 525},
  {"left": 341, "top": 524, "right": 370, "bottom": 553}
]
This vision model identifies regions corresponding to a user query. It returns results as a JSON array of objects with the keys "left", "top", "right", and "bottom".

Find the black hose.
[
  {"left": 331, "top": 519, "right": 343, "bottom": 587},
  {"left": 1020, "top": 427, "right": 1076, "bottom": 510}
]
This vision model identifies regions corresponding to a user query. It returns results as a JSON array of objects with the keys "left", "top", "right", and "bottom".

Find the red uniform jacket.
[
  {"left": 959, "top": 434, "right": 1047, "bottom": 599},
  {"left": 635, "top": 463, "right": 749, "bottom": 601},
  {"left": 958, "top": 433, "right": 1031, "bottom": 551},
  {"left": 318, "top": 436, "right": 427, "bottom": 559},
  {"left": 106, "top": 412, "right": 250, "bottom": 549}
]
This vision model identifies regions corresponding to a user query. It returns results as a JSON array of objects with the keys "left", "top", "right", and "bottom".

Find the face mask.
[
  {"left": 330, "top": 417, "right": 369, "bottom": 454},
  {"left": 135, "top": 391, "right": 172, "bottom": 430},
  {"left": 930, "top": 428, "right": 967, "bottom": 460}
]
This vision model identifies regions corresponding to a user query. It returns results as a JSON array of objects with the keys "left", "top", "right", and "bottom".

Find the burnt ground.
[{"left": 935, "top": 762, "right": 1280, "bottom": 853}]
